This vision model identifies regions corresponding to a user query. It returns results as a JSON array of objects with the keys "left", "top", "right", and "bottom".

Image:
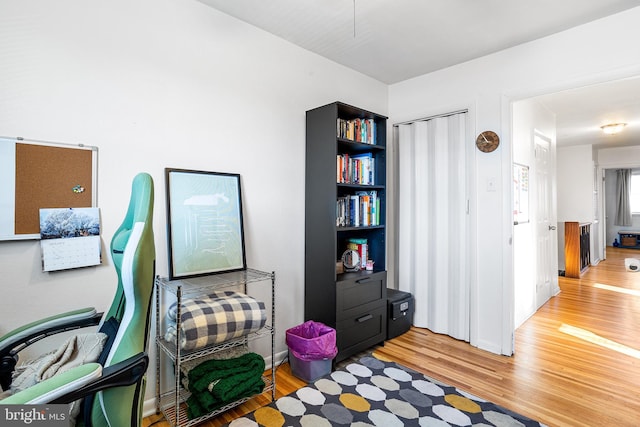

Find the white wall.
[
  {"left": 557, "top": 146, "right": 594, "bottom": 223},
  {"left": 388, "top": 6, "right": 640, "bottom": 355},
  {"left": 599, "top": 145, "right": 640, "bottom": 167},
  {"left": 0, "top": 0, "right": 387, "bottom": 410},
  {"left": 556, "top": 145, "right": 595, "bottom": 270}
]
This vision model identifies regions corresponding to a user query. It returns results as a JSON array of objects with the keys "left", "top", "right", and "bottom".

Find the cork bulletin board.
[{"left": 0, "top": 137, "right": 98, "bottom": 240}]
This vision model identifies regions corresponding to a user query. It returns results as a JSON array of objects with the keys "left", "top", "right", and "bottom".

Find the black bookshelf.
[{"left": 305, "top": 102, "right": 387, "bottom": 362}]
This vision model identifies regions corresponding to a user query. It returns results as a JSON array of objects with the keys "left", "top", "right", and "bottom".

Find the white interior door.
[{"left": 534, "top": 132, "right": 554, "bottom": 308}]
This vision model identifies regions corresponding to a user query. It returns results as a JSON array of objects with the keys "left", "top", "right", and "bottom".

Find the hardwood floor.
[{"left": 144, "top": 247, "right": 640, "bottom": 427}]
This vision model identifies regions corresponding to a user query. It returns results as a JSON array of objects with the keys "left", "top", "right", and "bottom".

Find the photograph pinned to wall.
[
  {"left": 39, "top": 207, "right": 101, "bottom": 272},
  {"left": 165, "top": 168, "right": 246, "bottom": 279},
  {"left": 513, "top": 163, "right": 529, "bottom": 224}
]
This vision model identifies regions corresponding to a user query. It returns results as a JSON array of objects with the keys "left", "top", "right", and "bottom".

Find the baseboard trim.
[{"left": 143, "top": 397, "right": 158, "bottom": 419}]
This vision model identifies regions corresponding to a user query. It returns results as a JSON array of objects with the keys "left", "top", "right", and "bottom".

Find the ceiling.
[
  {"left": 198, "top": 0, "right": 640, "bottom": 149},
  {"left": 534, "top": 76, "right": 640, "bottom": 149}
]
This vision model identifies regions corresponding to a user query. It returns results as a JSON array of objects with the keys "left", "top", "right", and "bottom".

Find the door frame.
[{"left": 598, "top": 163, "right": 640, "bottom": 260}]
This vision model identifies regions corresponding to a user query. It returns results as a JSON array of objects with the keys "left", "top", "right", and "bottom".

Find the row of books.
[
  {"left": 336, "top": 191, "right": 380, "bottom": 227},
  {"left": 346, "top": 238, "right": 368, "bottom": 270},
  {"left": 337, "top": 118, "right": 377, "bottom": 144},
  {"left": 336, "top": 152, "right": 375, "bottom": 185}
]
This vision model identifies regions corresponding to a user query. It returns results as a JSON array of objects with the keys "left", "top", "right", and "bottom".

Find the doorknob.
[{"left": 549, "top": 225, "right": 557, "bottom": 230}]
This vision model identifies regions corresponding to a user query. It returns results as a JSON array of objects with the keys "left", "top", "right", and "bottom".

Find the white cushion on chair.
[
  {"left": 10, "top": 333, "right": 107, "bottom": 394},
  {"left": 0, "top": 362, "right": 102, "bottom": 404}
]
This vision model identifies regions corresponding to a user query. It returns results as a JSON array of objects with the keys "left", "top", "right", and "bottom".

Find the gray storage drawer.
[
  {"left": 336, "top": 271, "right": 386, "bottom": 319},
  {"left": 336, "top": 304, "right": 386, "bottom": 359}
]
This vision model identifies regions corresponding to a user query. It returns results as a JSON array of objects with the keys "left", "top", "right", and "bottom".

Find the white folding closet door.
[{"left": 397, "top": 112, "right": 469, "bottom": 341}]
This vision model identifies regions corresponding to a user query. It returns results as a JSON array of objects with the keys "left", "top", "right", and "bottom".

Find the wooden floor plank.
[{"left": 144, "top": 246, "right": 640, "bottom": 427}]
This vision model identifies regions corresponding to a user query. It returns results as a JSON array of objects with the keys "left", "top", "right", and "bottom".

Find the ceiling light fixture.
[{"left": 600, "top": 122, "right": 627, "bottom": 135}]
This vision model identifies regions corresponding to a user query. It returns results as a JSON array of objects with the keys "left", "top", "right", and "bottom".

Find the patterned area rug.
[{"left": 226, "top": 354, "right": 545, "bottom": 426}]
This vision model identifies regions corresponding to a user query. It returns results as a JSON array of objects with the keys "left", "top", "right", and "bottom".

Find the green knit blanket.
[{"left": 186, "top": 352, "right": 265, "bottom": 419}]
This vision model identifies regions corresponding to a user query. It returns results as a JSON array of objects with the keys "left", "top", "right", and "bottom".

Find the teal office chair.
[{"left": 0, "top": 172, "right": 155, "bottom": 427}]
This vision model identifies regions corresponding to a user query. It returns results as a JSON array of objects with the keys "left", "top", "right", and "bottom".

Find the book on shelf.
[
  {"left": 354, "top": 119, "right": 361, "bottom": 142},
  {"left": 336, "top": 152, "right": 375, "bottom": 185},
  {"left": 357, "top": 191, "right": 378, "bottom": 226},
  {"left": 360, "top": 193, "right": 371, "bottom": 226},
  {"left": 337, "top": 118, "right": 376, "bottom": 144},
  {"left": 351, "top": 153, "right": 374, "bottom": 185},
  {"left": 336, "top": 191, "right": 379, "bottom": 227},
  {"left": 347, "top": 238, "right": 368, "bottom": 269},
  {"left": 350, "top": 195, "right": 360, "bottom": 226}
]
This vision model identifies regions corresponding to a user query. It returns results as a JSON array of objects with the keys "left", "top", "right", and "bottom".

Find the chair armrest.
[
  {"left": 0, "top": 308, "right": 103, "bottom": 358},
  {"left": 0, "top": 308, "right": 103, "bottom": 391},
  {"left": 0, "top": 363, "right": 102, "bottom": 404},
  {"left": 52, "top": 353, "right": 149, "bottom": 404}
]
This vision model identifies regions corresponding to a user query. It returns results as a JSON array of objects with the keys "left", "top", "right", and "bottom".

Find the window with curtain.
[
  {"left": 615, "top": 169, "right": 633, "bottom": 226},
  {"left": 630, "top": 171, "right": 640, "bottom": 213}
]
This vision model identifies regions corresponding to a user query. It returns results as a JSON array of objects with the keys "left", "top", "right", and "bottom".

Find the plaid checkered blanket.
[{"left": 165, "top": 290, "right": 266, "bottom": 351}]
